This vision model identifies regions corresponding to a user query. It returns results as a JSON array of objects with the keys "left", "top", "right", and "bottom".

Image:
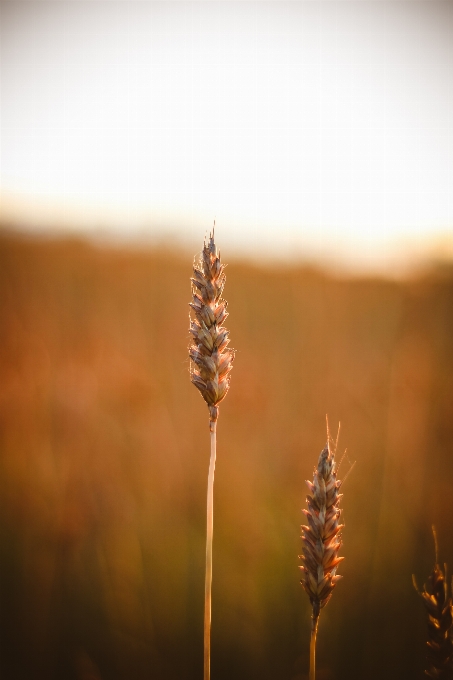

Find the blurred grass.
[{"left": 0, "top": 230, "right": 452, "bottom": 680}]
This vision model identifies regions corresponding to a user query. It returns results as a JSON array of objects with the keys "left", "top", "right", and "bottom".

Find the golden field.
[{"left": 0, "top": 230, "right": 452, "bottom": 680}]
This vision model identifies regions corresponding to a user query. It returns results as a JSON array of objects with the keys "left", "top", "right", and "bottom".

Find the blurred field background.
[{"left": 0, "top": 229, "right": 452, "bottom": 680}]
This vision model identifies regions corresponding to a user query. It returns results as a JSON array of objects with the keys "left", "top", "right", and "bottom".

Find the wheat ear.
[
  {"left": 413, "top": 527, "right": 453, "bottom": 679},
  {"left": 299, "top": 424, "right": 344, "bottom": 680},
  {"left": 189, "top": 228, "right": 233, "bottom": 680}
]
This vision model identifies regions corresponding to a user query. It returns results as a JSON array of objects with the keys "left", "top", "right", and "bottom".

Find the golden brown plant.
[
  {"left": 413, "top": 528, "right": 453, "bottom": 680},
  {"left": 189, "top": 229, "right": 233, "bottom": 426},
  {"left": 189, "top": 228, "right": 233, "bottom": 680},
  {"left": 300, "top": 426, "right": 344, "bottom": 680}
]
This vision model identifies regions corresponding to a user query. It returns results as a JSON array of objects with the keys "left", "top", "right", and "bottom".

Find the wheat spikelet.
[
  {"left": 189, "top": 229, "right": 233, "bottom": 428},
  {"left": 189, "top": 227, "right": 233, "bottom": 680},
  {"left": 300, "top": 425, "right": 344, "bottom": 680},
  {"left": 414, "top": 528, "right": 453, "bottom": 679}
]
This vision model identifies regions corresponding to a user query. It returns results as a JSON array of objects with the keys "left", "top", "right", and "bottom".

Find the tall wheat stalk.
[
  {"left": 413, "top": 527, "right": 453, "bottom": 679},
  {"left": 300, "top": 424, "right": 344, "bottom": 680},
  {"left": 189, "top": 229, "right": 233, "bottom": 680}
]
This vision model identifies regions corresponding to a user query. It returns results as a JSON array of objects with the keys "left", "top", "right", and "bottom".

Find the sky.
[{"left": 1, "top": 0, "right": 452, "bottom": 271}]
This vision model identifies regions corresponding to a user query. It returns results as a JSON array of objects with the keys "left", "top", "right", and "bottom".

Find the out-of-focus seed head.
[
  {"left": 300, "top": 434, "right": 344, "bottom": 621},
  {"left": 414, "top": 529, "right": 453, "bottom": 679}
]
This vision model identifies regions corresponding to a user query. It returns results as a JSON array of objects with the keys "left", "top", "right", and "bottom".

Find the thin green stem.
[
  {"left": 309, "top": 611, "right": 319, "bottom": 680},
  {"left": 204, "top": 419, "right": 217, "bottom": 680}
]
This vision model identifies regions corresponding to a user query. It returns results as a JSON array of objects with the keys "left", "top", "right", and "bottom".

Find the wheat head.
[
  {"left": 300, "top": 434, "right": 344, "bottom": 623},
  {"left": 189, "top": 230, "right": 233, "bottom": 427},
  {"left": 414, "top": 528, "right": 453, "bottom": 679}
]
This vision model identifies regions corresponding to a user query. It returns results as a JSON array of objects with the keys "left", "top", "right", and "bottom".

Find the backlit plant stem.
[
  {"left": 189, "top": 229, "right": 233, "bottom": 680},
  {"left": 204, "top": 420, "right": 216, "bottom": 680},
  {"left": 309, "top": 612, "right": 319, "bottom": 680}
]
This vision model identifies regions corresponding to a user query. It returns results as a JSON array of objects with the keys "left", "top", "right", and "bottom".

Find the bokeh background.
[
  {"left": 1, "top": 232, "right": 453, "bottom": 680},
  {"left": 1, "top": 2, "right": 453, "bottom": 679}
]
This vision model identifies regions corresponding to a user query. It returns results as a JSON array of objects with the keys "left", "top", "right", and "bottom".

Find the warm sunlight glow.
[{"left": 1, "top": 1, "right": 452, "bottom": 269}]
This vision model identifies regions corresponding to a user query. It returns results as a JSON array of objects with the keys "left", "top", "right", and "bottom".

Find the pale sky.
[{"left": 1, "top": 1, "right": 452, "bottom": 270}]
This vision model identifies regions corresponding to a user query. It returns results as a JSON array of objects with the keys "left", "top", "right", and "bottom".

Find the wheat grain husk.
[
  {"left": 300, "top": 434, "right": 344, "bottom": 621},
  {"left": 414, "top": 528, "right": 453, "bottom": 679},
  {"left": 189, "top": 229, "right": 233, "bottom": 428}
]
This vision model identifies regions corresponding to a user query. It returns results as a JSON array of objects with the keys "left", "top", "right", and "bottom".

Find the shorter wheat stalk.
[
  {"left": 300, "top": 424, "right": 344, "bottom": 680},
  {"left": 413, "top": 527, "right": 453, "bottom": 680}
]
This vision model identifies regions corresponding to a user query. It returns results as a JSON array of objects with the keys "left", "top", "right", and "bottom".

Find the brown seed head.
[
  {"left": 189, "top": 230, "right": 233, "bottom": 424},
  {"left": 414, "top": 529, "right": 453, "bottom": 679},
  {"left": 300, "top": 435, "right": 344, "bottom": 621}
]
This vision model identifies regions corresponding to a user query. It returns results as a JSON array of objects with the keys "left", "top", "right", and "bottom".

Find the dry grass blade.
[
  {"left": 300, "top": 423, "right": 344, "bottom": 680},
  {"left": 189, "top": 227, "right": 233, "bottom": 680},
  {"left": 413, "top": 527, "right": 453, "bottom": 679}
]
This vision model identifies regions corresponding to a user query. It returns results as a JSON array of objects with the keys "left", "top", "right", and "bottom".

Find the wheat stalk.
[
  {"left": 413, "top": 527, "right": 453, "bottom": 679},
  {"left": 299, "top": 423, "right": 344, "bottom": 680},
  {"left": 189, "top": 227, "right": 233, "bottom": 680}
]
